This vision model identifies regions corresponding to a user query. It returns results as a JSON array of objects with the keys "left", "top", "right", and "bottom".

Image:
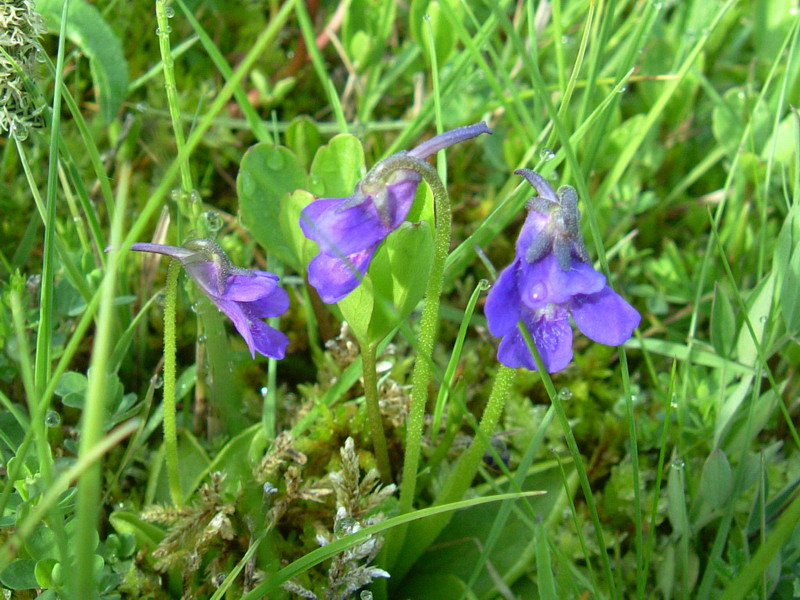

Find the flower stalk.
[
  {"left": 361, "top": 342, "right": 392, "bottom": 483},
  {"left": 397, "top": 157, "right": 450, "bottom": 511},
  {"left": 163, "top": 260, "right": 182, "bottom": 506}
]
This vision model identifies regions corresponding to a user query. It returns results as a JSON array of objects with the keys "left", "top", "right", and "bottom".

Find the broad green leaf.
[
  {"left": 367, "top": 220, "right": 433, "bottom": 344},
  {"left": 25, "top": 525, "right": 58, "bottom": 561},
  {"left": 342, "top": 0, "right": 396, "bottom": 68},
  {"left": 710, "top": 284, "right": 736, "bottom": 357},
  {"left": 781, "top": 247, "right": 800, "bottom": 332},
  {"left": 280, "top": 189, "right": 317, "bottom": 270},
  {"left": 712, "top": 87, "right": 771, "bottom": 158},
  {"left": 308, "top": 134, "right": 365, "bottom": 197},
  {"left": 667, "top": 461, "right": 688, "bottom": 537},
  {"left": 238, "top": 144, "right": 307, "bottom": 271},
  {"left": 34, "top": 558, "right": 57, "bottom": 589},
  {"left": 735, "top": 273, "right": 775, "bottom": 366},
  {"left": 699, "top": 448, "right": 733, "bottom": 510},
  {"left": 0, "top": 559, "right": 38, "bottom": 590},
  {"left": 36, "top": 0, "right": 129, "bottom": 122},
  {"left": 285, "top": 116, "right": 322, "bottom": 170},
  {"left": 337, "top": 278, "right": 375, "bottom": 343},
  {"left": 54, "top": 371, "right": 87, "bottom": 396}
]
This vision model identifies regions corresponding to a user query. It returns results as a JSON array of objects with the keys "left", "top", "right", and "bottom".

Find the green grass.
[{"left": 1, "top": 0, "right": 799, "bottom": 598}]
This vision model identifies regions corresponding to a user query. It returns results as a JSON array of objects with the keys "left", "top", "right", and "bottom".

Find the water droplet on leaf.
[
  {"left": 671, "top": 457, "right": 685, "bottom": 470},
  {"left": 558, "top": 387, "right": 573, "bottom": 401},
  {"left": 165, "top": 5, "right": 175, "bottom": 17},
  {"left": 334, "top": 517, "right": 359, "bottom": 538},
  {"left": 539, "top": 147, "right": 555, "bottom": 161},
  {"left": 45, "top": 410, "right": 61, "bottom": 428},
  {"left": 267, "top": 151, "right": 285, "bottom": 170},
  {"left": 204, "top": 210, "right": 223, "bottom": 233}
]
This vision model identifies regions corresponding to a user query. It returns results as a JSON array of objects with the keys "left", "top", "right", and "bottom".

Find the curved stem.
[
  {"left": 163, "top": 260, "right": 182, "bottom": 506},
  {"left": 361, "top": 341, "right": 392, "bottom": 483},
  {"left": 389, "top": 156, "right": 449, "bottom": 515}
]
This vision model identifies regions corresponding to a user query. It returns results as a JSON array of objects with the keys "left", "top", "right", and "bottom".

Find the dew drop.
[
  {"left": 151, "top": 374, "right": 164, "bottom": 389},
  {"left": 188, "top": 189, "right": 202, "bottom": 204},
  {"left": 478, "top": 279, "right": 491, "bottom": 291},
  {"left": 165, "top": 5, "right": 175, "bottom": 17},
  {"left": 671, "top": 457, "right": 685, "bottom": 470},
  {"left": 266, "top": 151, "right": 285, "bottom": 170},
  {"left": 155, "top": 27, "right": 161, "bottom": 35},
  {"left": 212, "top": 573, "right": 226, "bottom": 588},
  {"left": 618, "top": 86, "right": 628, "bottom": 93},
  {"left": 170, "top": 188, "right": 183, "bottom": 202},
  {"left": 26, "top": 273, "right": 42, "bottom": 291},
  {"left": 45, "top": 410, "right": 61, "bottom": 428},
  {"left": 164, "top": 25, "right": 172, "bottom": 34},
  {"left": 11, "top": 123, "right": 29, "bottom": 141},
  {"left": 198, "top": 333, "right": 207, "bottom": 343},
  {"left": 423, "top": 13, "right": 432, "bottom": 21},
  {"left": 539, "top": 147, "right": 555, "bottom": 161},
  {"left": 630, "top": 394, "right": 638, "bottom": 404},
  {"left": 361, "top": 592, "right": 374, "bottom": 600},
  {"left": 334, "top": 517, "right": 359, "bottom": 538},
  {"left": 670, "top": 394, "right": 679, "bottom": 409},
  {"left": 558, "top": 387, "right": 573, "bottom": 401},
  {"left": 759, "top": 315, "right": 768, "bottom": 324},
  {"left": 260, "top": 386, "right": 269, "bottom": 397},
  {"left": 263, "top": 482, "right": 278, "bottom": 499},
  {"left": 204, "top": 210, "right": 223, "bottom": 233},
  {"left": 189, "top": 301, "right": 199, "bottom": 313},
  {"left": 135, "top": 101, "right": 149, "bottom": 113}
]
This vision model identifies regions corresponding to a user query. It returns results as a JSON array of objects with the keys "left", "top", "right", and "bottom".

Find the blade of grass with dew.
[
  {"left": 72, "top": 162, "right": 130, "bottom": 597},
  {"left": 518, "top": 322, "right": 618, "bottom": 598}
]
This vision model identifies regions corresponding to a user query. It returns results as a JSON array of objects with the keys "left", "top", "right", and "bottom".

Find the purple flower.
[
  {"left": 484, "top": 169, "right": 640, "bottom": 372},
  {"left": 299, "top": 122, "right": 493, "bottom": 303},
  {"left": 129, "top": 240, "right": 290, "bottom": 360}
]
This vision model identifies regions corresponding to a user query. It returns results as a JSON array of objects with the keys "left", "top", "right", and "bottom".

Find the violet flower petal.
[
  {"left": 307, "top": 245, "right": 378, "bottom": 304},
  {"left": 570, "top": 286, "right": 641, "bottom": 346},
  {"left": 385, "top": 175, "right": 421, "bottom": 228},
  {"left": 223, "top": 272, "right": 282, "bottom": 302},
  {"left": 238, "top": 287, "right": 291, "bottom": 319},
  {"left": 299, "top": 197, "right": 386, "bottom": 256},
  {"left": 518, "top": 254, "right": 606, "bottom": 310},
  {"left": 242, "top": 304, "right": 290, "bottom": 360},
  {"left": 484, "top": 259, "right": 523, "bottom": 337},
  {"left": 497, "top": 311, "right": 573, "bottom": 372}
]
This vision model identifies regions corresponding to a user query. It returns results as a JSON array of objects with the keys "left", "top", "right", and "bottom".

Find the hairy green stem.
[
  {"left": 361, "top": 342, "right": 392, "bottom": 483},
  {"left": 163, "top": 261, "right": 182, "bottom": 506},
  {"left": 368, "top": 153, "right": 449, "bottom": 567},
  {"left": 372, "top": 155, "right": 449, "bottom": 511},
  {"left": 393, "top": 365, "right": 515, "bottom": 579}
]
